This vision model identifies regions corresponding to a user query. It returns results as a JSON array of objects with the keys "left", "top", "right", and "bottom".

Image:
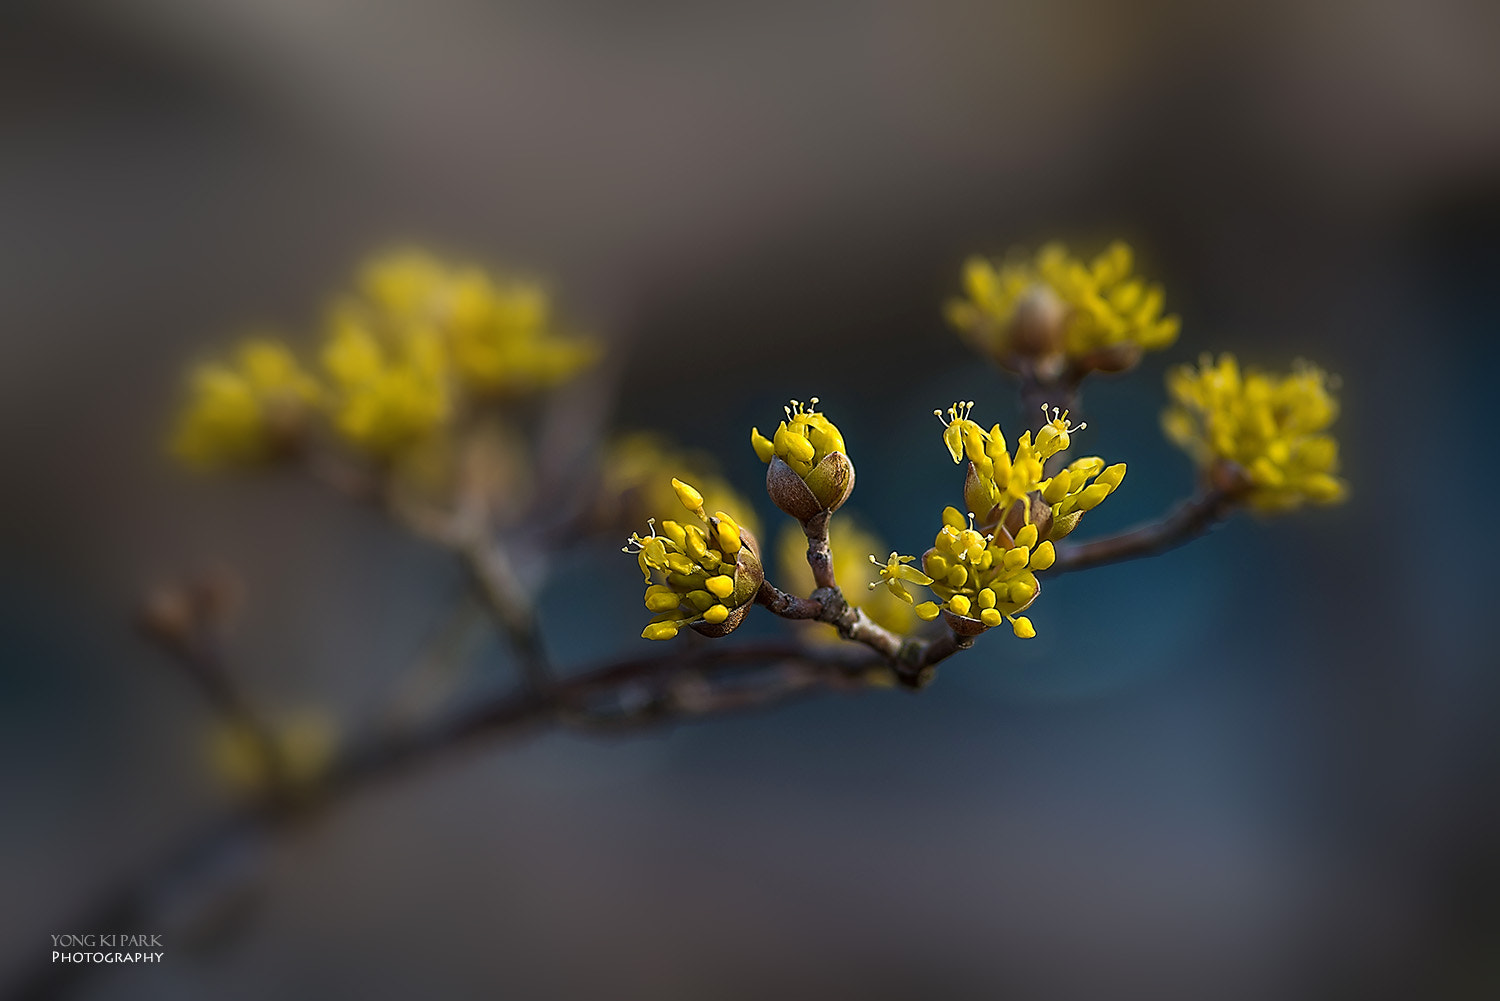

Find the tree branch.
[
  {"left": 1051, "top": 488, "right": 1235, "bottom": 573},
  {"left": 755, "top": 580, "right": 971, "bottom": 687},
  {"left": 10, "top": 639, "right": 885, "bottom": 1001}
]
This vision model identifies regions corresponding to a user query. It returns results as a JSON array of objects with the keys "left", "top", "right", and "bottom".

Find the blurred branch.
[
  {"left": 9, "top": 638, "right": 884, "bottom": 1001},
  {"left": 137, "top": 576, "right": 287, "bottom": 796},
  {"left": 1051, "top": 487, "right": 1235, "bottom": 572},
  {"left": 305, "top": 451, "right": 553, "bottom": 690}
]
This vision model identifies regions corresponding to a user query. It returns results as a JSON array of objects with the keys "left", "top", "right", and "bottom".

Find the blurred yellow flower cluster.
[
  {"left": 1163, "top": 354, "right": 1347, "bottom": 510},
  {"left": 173, "top": 249, "right": 598, "bottom": 466},
  {"left": 946, "top": 241, "right": 1179, "bottom": 375},
  {"left": 358, "top": 251, "right": 598, "bottom": 397},
  {"left": 172, "top": 340, "right": 321, "bottom": 467},
  {"left": 777, "top": 517, "right": 917, "bottom": 639},
  {"left": 208, "top": 709, "right": 338, "bottom": 796}
]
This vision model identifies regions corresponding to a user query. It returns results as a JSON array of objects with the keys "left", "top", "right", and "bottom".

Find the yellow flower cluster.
[
  {"left": 873, "top": 507, "right": 1055, "bottom": 638},
  {"left": 599, "top": 433, "right": 761, "bottom": 538},
  {"left": 626, "top": 479, "right": 764, "bottom": 640},
  {"left": 939, "top": 402, "right": 1126, "bottom": 540},
  {"left": 750, "top": 398, "right": 855, "bottom": 520},
  {"left": 779, "top": 517, "right": 917, "bottom": 639},
  {"left": 173, "top": 340, "right": 321, "bottom": 468},
  {"left": 1163, "top": 354, "right": 1347, "bottom": 511},
  {"left": 873, "top": 402, "right": 1125, "bottom": 638},
  {"left": 172, "top": 249, "right": 599, "bottom": 466},
  {"left": 946, "top": 241, "right": 1179, "bottom": 374}
]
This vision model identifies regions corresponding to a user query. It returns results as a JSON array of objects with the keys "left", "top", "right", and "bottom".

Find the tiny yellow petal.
[
  {"left": 750, "top": 427, "right": 775, "bottom": 464},
  {"left": 915, "top": 601, "right": 941, "bottom": 621},
  {"left": 642, "top": 622, "right": 679, "bottom": 641},
  {"left": 1011, "top": 616, "right": 1036, "bottom": 639},
  {"left": 702, "top": 604, "right": 730, "bottom": 624},
  {"left": 671, "top": 478, "right": 705, "bottom": 514},
  {"left": 705, "top": 575, "right": 735, "bottom": 599},
  {"left": 1030, "top": 540, "right": 1056, "bottom": 571},
  {"left": 645, "top": 589, "right": 679, "bottom": 612}
]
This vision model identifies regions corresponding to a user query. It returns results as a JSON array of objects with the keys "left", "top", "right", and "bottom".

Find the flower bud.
[
  {"left": 625, "top": 486, "right": 764, "bottom": 641},
  {"left": 752, "top": 399, "right": 855, "bottom": 523}
]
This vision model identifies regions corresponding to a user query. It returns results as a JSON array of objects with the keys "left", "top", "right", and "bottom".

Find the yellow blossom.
[
  {"left": 172, "top": 339, "right": 321, "bottom": 468},
  {"left": 946, "top": 240, "right": 1179, "bottom": 374},
  {"left": 776, "top": 517, "right": 919, "bottom": 639},
  {"left": 1163, "top": 353, "right": 1347, "bottom": 511},
  {"left": 936, "top": 401, "right": 1125, "bottom": 540},
  {"left": 625, "top": 480, "right": 763, "bottom": 640},
  {"left": 883, "top": 401, "right": 1128, "bottom": 638},
  {"left": 884, "top": 512, "right": 1051, "bottom": 639},
  {"left": 751, "top": 398, "right": 855, "bottom": 521},
  {"left": 870, "top": 552, "right": 934, "bottom": 604}
]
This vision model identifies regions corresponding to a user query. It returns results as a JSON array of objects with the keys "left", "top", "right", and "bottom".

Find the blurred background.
[{"left": 2, "top": 0, "right": 1498, "bottom": 998}]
